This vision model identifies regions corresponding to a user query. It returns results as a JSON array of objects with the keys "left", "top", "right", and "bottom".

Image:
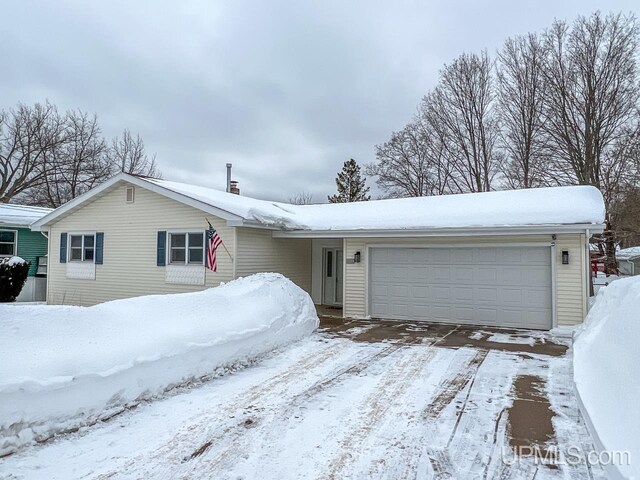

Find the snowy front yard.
[
  {"left": 2, "top": 318, "right": 603, "bottom": 479},
  {"left": 0, "top": 274, "right": 317, "bottom": 456}
]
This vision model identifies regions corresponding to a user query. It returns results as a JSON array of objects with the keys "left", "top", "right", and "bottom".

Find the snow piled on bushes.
[{"left": 0, "top": 273, "right": 318, "bottom": 455}]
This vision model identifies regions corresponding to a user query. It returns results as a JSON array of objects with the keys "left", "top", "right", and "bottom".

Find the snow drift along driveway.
[
  {"left": 574, "top": 276, "right": 640, "bottom": 479},
  {"left": 0, "top": 273, "right": 318, "bottom": 456}
]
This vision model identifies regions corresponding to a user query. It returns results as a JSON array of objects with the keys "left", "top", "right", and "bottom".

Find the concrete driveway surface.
[{"left": 1, "top": 316, "right": 604, "bottom": 480}]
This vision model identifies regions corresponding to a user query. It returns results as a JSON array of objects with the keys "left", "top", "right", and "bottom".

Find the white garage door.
[{"left": 369, "top": 246, "right": 552, "bottom": 330}]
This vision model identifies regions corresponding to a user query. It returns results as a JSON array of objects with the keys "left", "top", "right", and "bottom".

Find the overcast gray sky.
[{"left": 1, "top": 1, "right": 638, "bottom": 202}]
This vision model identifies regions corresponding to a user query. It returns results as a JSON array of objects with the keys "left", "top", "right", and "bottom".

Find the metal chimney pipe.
[{"left": 226, "top": 163, "right": 232, "bottom": 192}]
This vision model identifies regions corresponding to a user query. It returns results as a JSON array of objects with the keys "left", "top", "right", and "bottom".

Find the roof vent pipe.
[{"left": 226, "top": 163, "right": 232, "bottom": 193}]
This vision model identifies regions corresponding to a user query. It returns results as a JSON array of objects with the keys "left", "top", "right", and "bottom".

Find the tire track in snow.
[
  {"left": 324, "top": 345, "right": 438, "bottom": 479},
  {"left": 180, "top": 342, "right": 406, "bottom": 476},
  {"left": 377, "top": 347, "right": 489, "bottom": 480},
  {"left": 422, "top": 349, "right": 488, "bottom": 422},
  {"left": 93, "top": 338, "right": 355, "bottom": 478}
]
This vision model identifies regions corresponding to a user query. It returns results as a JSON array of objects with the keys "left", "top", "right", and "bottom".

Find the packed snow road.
[{"left": 2, "top": 317, "right": 603, "bottom": 479}]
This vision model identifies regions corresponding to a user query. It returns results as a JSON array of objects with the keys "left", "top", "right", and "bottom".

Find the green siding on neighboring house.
[{"left": 14, "top": 227, "right": 48, "bottom": 277}]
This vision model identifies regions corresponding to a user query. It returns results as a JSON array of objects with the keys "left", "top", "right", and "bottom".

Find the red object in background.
[{"left": 591, "top": 259, "right": 605, "bottom": 275}]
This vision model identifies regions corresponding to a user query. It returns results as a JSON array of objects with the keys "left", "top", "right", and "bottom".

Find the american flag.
[{"left": 206, "top": 221, "right": 223, "bottom": 272}]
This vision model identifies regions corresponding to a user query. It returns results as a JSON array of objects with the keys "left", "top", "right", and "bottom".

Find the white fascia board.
[
  {"left": 30, "top": 173, "right": 244, "bottom": 231},
  {"left": 226, "top": 219, "right": 279, "bottom": 229},
  {"left": 271, "top": 223, "right": 606, "bottom": 238}
]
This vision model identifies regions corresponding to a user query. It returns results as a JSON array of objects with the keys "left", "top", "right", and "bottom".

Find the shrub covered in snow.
[
  {"left": 0, "top": 256, "right": 29, "bottom": 302},
  {"left": 574, "top": 277, "right": 640, "bottom": 479},
  {"left": 0, "top": 273, "right": 318, "bottom": 455}
]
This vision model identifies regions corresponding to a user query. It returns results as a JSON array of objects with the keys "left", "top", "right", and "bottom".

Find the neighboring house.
[
  {"left": 0, "top": 203, "right": 52, "bottom": 302},
  {"left": 617, "top": 247, "right": 640, "bottom": 276},
  {"left": 31, "top": 173, "right": 606, "bottom": 330}
]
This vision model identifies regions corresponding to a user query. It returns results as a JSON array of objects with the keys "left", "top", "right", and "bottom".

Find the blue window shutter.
[
  {"left": 95, "top": 232, "right": 104, "bottom": 264},
  {"left": 59, "top": 233, "right": 67, "bottom": 263},
  {"left": 157, "top": 231, "right": 166, "bottom": 266},
  {"left": 204, "top": 229, "right": 208, "bottom": 262}
]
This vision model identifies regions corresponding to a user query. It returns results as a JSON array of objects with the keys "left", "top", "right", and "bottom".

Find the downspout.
[{"left": 585, "top": 228, "right": 592, "bottom": 314}]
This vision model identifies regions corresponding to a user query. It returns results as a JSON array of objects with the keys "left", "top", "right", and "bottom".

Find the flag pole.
[{"left": 206, "top": 217, "right": 233, "bottom": 262}]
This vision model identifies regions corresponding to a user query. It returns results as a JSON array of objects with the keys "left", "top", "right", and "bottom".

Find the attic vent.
[{"left": 126, "top": 186, "right": 135, "bottom": 203}]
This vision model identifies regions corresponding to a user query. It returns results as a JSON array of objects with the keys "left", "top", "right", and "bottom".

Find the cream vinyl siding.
[
  {"left": 47, "top": 183, "right": 234, "bottom": 306},
  {"left": 235, "top": 227, "right": 312, "bottom": 294},
  {"left": 344, "top": 234, "right": 587, "bottom": 326},
  {"left": 555, "top": 233, "right": 587, "bottom": 325}
]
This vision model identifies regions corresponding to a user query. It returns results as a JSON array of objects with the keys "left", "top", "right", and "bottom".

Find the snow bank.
[
  {"left": 574, "top": 277, "right": 640, "bottom": 478},
  {"left": 0, "top": 273, "right": 318, "bottom": 455}
]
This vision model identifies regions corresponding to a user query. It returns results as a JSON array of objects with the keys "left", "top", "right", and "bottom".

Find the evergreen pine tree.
[{"left": 328, "top": 158, "right": 371, "bottom": 203}]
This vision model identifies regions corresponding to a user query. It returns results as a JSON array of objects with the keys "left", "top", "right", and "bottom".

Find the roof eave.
[
  {"left": 271, "top": 223, "right": 606, "bottom": 238},
  {"left": 30, "top": 173, "right": 245, "bottom": 231}
]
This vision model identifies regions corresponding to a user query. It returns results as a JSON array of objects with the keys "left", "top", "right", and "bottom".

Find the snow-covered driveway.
[{"left": 2, "top": 318, "right": 604, "bottom": 479}]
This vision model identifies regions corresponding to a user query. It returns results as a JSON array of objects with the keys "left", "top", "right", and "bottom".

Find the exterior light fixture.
[
  {"left": 354, "top": 251, "right": 361, "bottom": 263},
  {"left": 562, "top": 250, "right": 569, "bottom": 265}
]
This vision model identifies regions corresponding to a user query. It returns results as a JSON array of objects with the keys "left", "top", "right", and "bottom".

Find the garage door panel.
[
  {"left": 476, "top": 287, "right": 498, "bottom": 303},
  {"left": 501, "top": 309, "right": 524, "bottom": 324},
  {"left": 409, "top": 249, "right": 431, "bottom": 263},
  {"left": 433, "top": 285, "right": 451, "bottom": 300},
  {"left": 476, "top": 308, "right": 499, "bottom": 323},
  {"left": 475, "top": 248, "right": 497, "bottom": 264},
  {"left": 432, "top": 305, "right": 452, "bottom": 321},
  {"left": 527, "top": 266, "right": 552, "bottom": 286},
  {"left": 369, "top": 246, "right": 552, "bottom": 330},
  {"left": 452, "top": 248, "right": 474, "bottom": 264},
  {"left": 454, "top": 267, "right": 475, "bottom": 282},
  {"left": 432, "top": 266, "right": 452, "bottom": 282},
  {"left": 525, "top": 248, "right": 551, "bottom": 264},
  {"left": 409, "top": 304, "right": 430, "bottom": 318},
  {"left": 388, "top": 249, "right": 409, "bottom": 263},
  {"left": 524, "top": 288, "right": 552, "bottom": 306},
  {"left": 454, "top": 286, "right": 474, "bottom": 301},
  {"left": 453, "top": 306, "right": 474, "bottom": 321},
  {"left": 477, "top": 267, "right": 498, "bottom": 283},
  {"left": 501, "top": 288, "right": 523, "bottom": 305},
  {"left": 526, "top": 310, "right": 552, "bottom": 328},
  {"left": 391, "top": 285, "right": 409, "bottom": 297},
  {"left": 410, "top": 285, "right": 429, "bottom": 299}
]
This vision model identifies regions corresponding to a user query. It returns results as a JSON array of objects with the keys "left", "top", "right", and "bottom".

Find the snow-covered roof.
[
  {"left": 31, "top": 173, "right": 606, "bottom": 233},
  {"left": 618, "top": 246, "right": 640, "bottom": 259},
  {"left": 0, "top": 203, "right": 53, "bottom": 228},
  {"left": 148, "top": 178, "right": 605, "bottom": 232}
]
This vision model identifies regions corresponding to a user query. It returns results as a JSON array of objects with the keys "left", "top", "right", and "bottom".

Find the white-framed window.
[
  {"left": 168, "top": 232, "right": 204, "bottom": 265},
  {"left": 68, "top": 234, "right": 95, "bottom": 262},
  {"left": 126, "top": 186, "right": 135, "bottom": 203},
  {"left": 0, "top": 230, "right": 17, "bottom": 257}
]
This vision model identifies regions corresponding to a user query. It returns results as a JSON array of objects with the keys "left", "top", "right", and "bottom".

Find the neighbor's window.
[
  {"left": 0, "top": 230, "right": 17, "bottom": 256},
  {"left": 169, "top": 232, "right": 204, "bottom": 265},
  {"left": 69, "top": 234, "right": 95, "bottom": 262}
]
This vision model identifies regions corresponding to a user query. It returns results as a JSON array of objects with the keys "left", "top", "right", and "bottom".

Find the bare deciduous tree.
[
  {"left": 0, "top": 102, "right": 64, "bottom": 203},
  {"left": 107, "top": 129, "right": 159, "bottom": 178},
  {"left": 542, "top": 12, "right": 640, "bottom": 273},
  {"left": 367, "top": 109, "right": 452, "bottom": 197},
  {"left": 497, "top": 33, "right": 551, "bottom": 188},
  {"left": 289, "top": 191, "right": 313, "bottom": 205},
  {"left": 542, "top": 12, "right": 640, "bottom": 202},
  {"left": 26, "top": 111, "right": 110, "bottom": 207},
  {"left": 1, "top": 102, "right": 161, "bottom": 207},
  {"left": 428, "top": 50, "right": 502, "bottom": 192}
]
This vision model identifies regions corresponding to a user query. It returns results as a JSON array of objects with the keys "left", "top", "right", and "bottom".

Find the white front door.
[{"left": 323, "top": 248, "right": 343, "bottom": 306}]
